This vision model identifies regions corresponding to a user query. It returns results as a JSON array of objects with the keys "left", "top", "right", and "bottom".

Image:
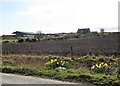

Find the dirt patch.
[{"left": 2, "top": 55, "right": 47, "bottom": 67}]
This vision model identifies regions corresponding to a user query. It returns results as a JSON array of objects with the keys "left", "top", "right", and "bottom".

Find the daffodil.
[
  {"left": 62, "top": 63, "right": 64, "bottom": 66},
  {"left": 51, "top": 60, "right": 54, "bottom": 63},
  {"left": 101, "top": 62, "right": 104, "bottom": 65},
  {"left": 98, "top": 64, "right": 101, "bottom": 68},
  {"left": 54, "top": 59, "right": 57, "bottom": 61},
  {"left": 57, "top": 62, "right": 59, "bottom": 64},
  {"left": 96, "top": 64, "right": 98, "bottom": 67},
  {"left": 104, "top": 63, "right": 108, "bottom": 67},
  {"left": 91, "top": 65, "right": 95, "bottom": 69}
]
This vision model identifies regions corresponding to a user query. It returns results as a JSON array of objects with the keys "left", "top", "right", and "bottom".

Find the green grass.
[
  {"left": 1, "top": 65, "right": 120, "bottom": 86},
  {"left": 0, "top": 39, "right": 18, "bottom": 43},
  {"left": 0, "top": 36, "right": 21, "bottom": 43}
]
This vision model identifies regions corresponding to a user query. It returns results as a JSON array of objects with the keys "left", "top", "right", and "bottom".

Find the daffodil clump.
[
  {"left": 46, "top": 58, "right": 70, "bottom": 69},
  {"left": 91, "top": 62, "right": 109, "bottom": 73}
]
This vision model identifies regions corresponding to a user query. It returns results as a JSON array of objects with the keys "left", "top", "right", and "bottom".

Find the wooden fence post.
[{"left": 70, "top": 46, "right": 73, "bottom": 57}]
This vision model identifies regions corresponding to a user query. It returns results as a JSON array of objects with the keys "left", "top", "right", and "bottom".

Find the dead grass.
[{"left": 2, "top": 54, "right": 47, "bottom": 68}]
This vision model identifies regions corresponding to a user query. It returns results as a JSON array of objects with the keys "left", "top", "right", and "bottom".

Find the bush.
[
  {"left": 25, "top": 38, "right": 31, "bottom": 42},
  {"left": 2, "top": 66, "right": 14, "bottom": 73},
  {"left": 17, "top": 39, "right": 24, "bottom": 43},
  {"left": 2, "top": 41, "right": 9, "bottom": 43},
  {"left": 31, "top": 39, "right": 37, "bottom": 42}
]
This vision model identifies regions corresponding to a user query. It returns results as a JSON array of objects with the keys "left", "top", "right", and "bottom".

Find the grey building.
[
  {"left": 12, "top": 31, "right": 37, "bottom": 38},
  {"left": 77, "top": 28, "right": 91, "bottom": 36}
]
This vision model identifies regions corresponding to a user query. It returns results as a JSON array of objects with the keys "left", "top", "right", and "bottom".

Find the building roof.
[
  {"left": 12, "top": 31, "right": 37, "bottom": 35},
  {"left": 77, "top": 28, "right": 91, "bottom": 34}
]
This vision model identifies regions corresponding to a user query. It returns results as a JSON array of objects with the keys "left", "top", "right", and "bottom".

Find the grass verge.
[{"left": 1, "top": 65, "right": 120, "bottom": 86}]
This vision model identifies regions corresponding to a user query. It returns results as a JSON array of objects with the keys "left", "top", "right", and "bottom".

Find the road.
[{"left": 1, "top": 73, "right": 95, "bottom": 86}]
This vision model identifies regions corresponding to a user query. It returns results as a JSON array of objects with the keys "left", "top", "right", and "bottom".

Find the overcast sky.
[{"left": 0, "top": 0, "right": 119, "bottom": 35}]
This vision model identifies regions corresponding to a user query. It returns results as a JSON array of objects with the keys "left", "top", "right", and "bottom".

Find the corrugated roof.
[{"left": 12, "top": 31, "right": 37, "bottom": 35}]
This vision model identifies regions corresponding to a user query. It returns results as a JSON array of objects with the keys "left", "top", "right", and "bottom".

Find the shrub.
[
  {"left": 31, "top": 39, "right": 37, "bottom": 42},
  {"left": 2, "top": 66, "right": 14, "bottom": 73},
  {"left": 25, "top": 38, "right": 31, "bottom": 42},
  {"left": 17, "top": 39, "right": 24, "bottom": 43},
  {"left": 2, "top": 41, "right": 9, "bottom": 43}
]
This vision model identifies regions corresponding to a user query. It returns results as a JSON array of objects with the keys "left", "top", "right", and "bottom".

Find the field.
[
  {"left": 1, "top": 54, "right": 120, "bottom": 86},
  {"left": 2, "top": 35, "right": 120, "bottom": 56}
]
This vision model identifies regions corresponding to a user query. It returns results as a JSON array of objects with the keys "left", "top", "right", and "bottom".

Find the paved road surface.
[{"left": 1, "top": 73, "right": 95, "bottom": 86}]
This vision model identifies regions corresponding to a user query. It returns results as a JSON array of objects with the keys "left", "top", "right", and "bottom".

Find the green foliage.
[
  {"left": 1, "top": 64, "right": 120, "bottom": 86},
  {"left": 17, "top": 39, "right": 24, "bottom": 43},
  {"left": 45, "top": 57, "right": 72, "bottom": 69},
  {"left": 117, "top": 58, "right": 120, "bottom": 79},
  {"left": 31, "top": 38, "right": 37, "bottom": 42},
  {"left": 25, "top": 38, "right": 31, "bottom": 42},
  {"left": 1, "top": 66, "right": 14, "bottom": 73},
  {"left": 89, "top": 75, "right": 120, "bottom": 86},
  {"left": 2, "top": 38, "right": 18, "bottom": 43},
  {"left": 2, "top": 41, "right": 9, "bottom": 43},
  {"left": 91, "top": 62, "right": 109, "bottom": 73},
  {"left": 2, "top": 60, "right": 14, "bottom": 66}
]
